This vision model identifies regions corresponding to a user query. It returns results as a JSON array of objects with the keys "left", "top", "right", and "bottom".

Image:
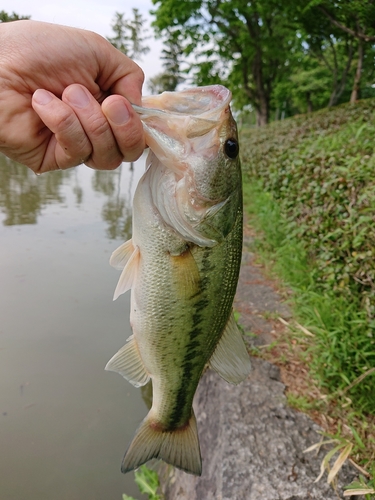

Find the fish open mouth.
[
  {"left": 138, "top": 84, "right": 232, "bottom": 119},
  {"left": 132, "top": 85, "right": 232, "bottom": 173}
]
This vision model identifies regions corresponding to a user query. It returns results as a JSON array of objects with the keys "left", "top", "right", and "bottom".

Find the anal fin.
[
  {"left": 209, "top": 311, "right": 251, "bottom": 384},
  {"left": 105, "top": 336, "right": 150, "bottom": 388}
]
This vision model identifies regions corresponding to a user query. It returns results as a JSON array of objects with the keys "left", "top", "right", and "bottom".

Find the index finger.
[
  {"left": 102, "top": 94, "right": 145, "bottom": 162},
  {"left": 110, "top": 70, "right": 145, "bottom": 106},
  {"left": 87, "top": 32, "right": 145, "bottom": 105}
]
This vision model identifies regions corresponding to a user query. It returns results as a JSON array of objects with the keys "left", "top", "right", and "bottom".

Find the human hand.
[{"left": 0, "top": 20, "right": 145, "bottom": 173}]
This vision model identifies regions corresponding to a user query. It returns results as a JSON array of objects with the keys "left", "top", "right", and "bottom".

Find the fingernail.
[
  {"left": 33, "top": 89, "right": 53, "bottom": 105},
  {"left": 65, "top": 85, "right": 90, "bottom": 109},
  {"left": 106, "top": 101, "right": 130, "bottom": 125}
]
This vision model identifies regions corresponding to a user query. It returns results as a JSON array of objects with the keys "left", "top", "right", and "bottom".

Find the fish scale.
[{"left": 105, "top": 85, "right": 251, "bottom": 475}]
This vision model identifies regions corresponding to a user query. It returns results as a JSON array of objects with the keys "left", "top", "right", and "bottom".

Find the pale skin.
[{"left": 0, "top": 20, "right": 146, "bottom": 173}]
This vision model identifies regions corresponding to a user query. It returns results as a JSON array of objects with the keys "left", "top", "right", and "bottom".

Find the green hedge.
[{"left": 240, "top": 99, "right": 375, "bottom": 411}]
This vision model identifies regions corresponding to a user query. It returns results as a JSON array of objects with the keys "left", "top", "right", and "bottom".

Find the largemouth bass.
[{"left": 106, "top": 85, "right": 251, "bottom": 476}]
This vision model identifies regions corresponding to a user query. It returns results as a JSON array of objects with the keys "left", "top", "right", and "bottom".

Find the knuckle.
[
  {"left": 58, "top": 133, "right": 91, "bottom": 161},
  {"left": 91, "top": 155, "right": 122, "bottom": 171},
  {"left": 119, "top": 124, "right": 144, "bottom": 160},
  {"left": 87, "top": 114, "right": 109, "bottom": 138},
  {"left": 123, "top": 149, "right": 143, "bottom": 163},
  {"left": 55, "top": 109, "right": 77, "bottom": 134},
  {"left": 135, "top": 67, "right": 145, "bottom": 86},
  {"left": 107, "top": 158, "right": 123, "bottom": 170},
  {"left": 91, "top": 143, "right": 121, "bottom": 170}
]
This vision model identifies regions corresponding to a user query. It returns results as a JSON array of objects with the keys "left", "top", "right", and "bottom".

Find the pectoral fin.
[
  {"left": 209, "top": 311, "right": 251, "bottom": 384},
  {"left": 105, "top": 335, "right": 150, "bottom": 388},
  {"left": 113, "top": 245, "right": 140, "bottom": 300},
  {"left": 170, "top": 248, "right": 200, "bottom": 299},
  {"left": 110, "top": 239, "right": 135, "bottom": 270}
]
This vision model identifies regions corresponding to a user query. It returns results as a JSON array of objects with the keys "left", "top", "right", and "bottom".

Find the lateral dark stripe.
[{"left": 167, "top": 250, "right": 212, "bottom": 428}]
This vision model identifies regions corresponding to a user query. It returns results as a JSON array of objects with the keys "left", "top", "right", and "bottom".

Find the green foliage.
[
  {"left": 151, "top": 1, "right": 375, "bottom": 122},
  {"left": 123, "top": 465, "right": 162, "bottom": 500},
  {"left": 152, "top": 0, "right": 299, "bottom": 125},
  {"left": 0, "top": 10, "right": 30, "bottom": 22},
  {"left": 241, "top": 99, "right": 375, "bottom": 412},
  {"left": 134, "top": 466, "right": 161, "bottom": 499},
  {"left": 287, "top": 393, "right": 322, "bottom": 412},
  {"left": 304, "top": 0, "right": 375, "bottom": 43},
  {"left": 344, "top": 473, "right": 375, "bottom": 499},
  {"left": 107, "top": 9, "right": 150, "bottom": 60},
  {"left": 295, "top": 4, "right": 357, "bottom": 105},
  {"left": 301, "top": 0, "right": 375, "bottom": 105},
  {"left": 148, "top": 29, "right": 185, "bottom": 93}
]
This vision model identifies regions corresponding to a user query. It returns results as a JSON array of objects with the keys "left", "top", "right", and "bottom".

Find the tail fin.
[{"left": 121, "top": 411, "right": 202, "bottom": 476}]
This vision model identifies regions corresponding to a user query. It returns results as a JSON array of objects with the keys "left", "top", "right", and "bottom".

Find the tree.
[
  {"left": 107, "top": 9, "right": 150, "bottom": 60},
  {"left": 148, "top": 29, "right": 185, "bottom": 93},
  {"left": 0, "top": 10, "right": 30, "bottom": 22},
  {"left": 270, "top": 27, "right": 336, "bottom": 117},
  {"left": 273, "top": 56, "right": 332, "bottom": 115},
  {"left": 275, "top": 1, "right": 375, "bottom": 112},
  {"left": 305, "top": 0, "right": 375, "bottom": 103},
  {"left": 296, "top": 8, "right": 356, "bottom": 107},
  {"left": 151, "top": 0, "right": 298, "bottom": 126}
]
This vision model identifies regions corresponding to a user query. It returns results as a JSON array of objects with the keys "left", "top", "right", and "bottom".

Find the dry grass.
[{"left": 257, "top": 313, "right": 375, "bottom": 492}]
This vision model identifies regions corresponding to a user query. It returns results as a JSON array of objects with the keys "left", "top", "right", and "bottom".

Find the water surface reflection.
[
  {"left": 0, "top": 154, "right": 148, "bottom": 500},
  {"left": 0, "top": 155, "right": 69, "bottom": 225}
]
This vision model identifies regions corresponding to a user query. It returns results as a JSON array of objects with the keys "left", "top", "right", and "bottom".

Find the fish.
[{"left": 105, "top": 85, "right": 251, "bottom": 476}]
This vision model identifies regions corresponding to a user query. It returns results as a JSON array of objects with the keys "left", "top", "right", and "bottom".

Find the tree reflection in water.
[
  {"left": 0, "top": 154, "right": 70, "bottom": 225},
  {"left": 0, "top": 154, "right": 135, "bottom": 241},
  {"left": 92, "top": 163, "right": 134, "bottom": 241}
]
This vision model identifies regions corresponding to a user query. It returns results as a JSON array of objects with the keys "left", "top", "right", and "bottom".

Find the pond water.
[{"left": 0, "top": 154, "right": 149, "bottom": 500}]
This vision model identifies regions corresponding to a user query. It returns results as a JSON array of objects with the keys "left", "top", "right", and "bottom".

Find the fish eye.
[{"left": 224, "top": 138, "right": 239, "bottom": 159}]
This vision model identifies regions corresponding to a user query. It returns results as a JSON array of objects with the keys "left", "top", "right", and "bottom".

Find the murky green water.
[{"left": 0, "top": 154, "right": 148, "bottom": 499}]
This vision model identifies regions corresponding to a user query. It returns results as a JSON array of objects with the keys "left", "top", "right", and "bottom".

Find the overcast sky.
[{"left": 6, "top": 0, "right": 163, "bottom": 89}]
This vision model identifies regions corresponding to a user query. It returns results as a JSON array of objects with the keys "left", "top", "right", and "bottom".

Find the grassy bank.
[
  {"left": 240, "top": 100, "right": 375, "bottom": 493},
  {"left": 240, "top": 99, "right": 375, "bottom": 413}
]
